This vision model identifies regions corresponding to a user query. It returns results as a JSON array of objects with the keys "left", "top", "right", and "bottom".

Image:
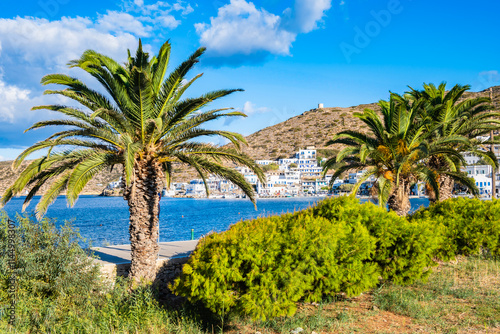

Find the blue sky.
[{"left": 0, "top": 0, "right": 499, "bottom": 160}]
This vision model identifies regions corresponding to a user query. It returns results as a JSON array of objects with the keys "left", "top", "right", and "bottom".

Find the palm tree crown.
[
  {"left": 1, "top": 40, "right": 265, "bottom": 281},
  {"left": 323, "top": 92, "right": 474, "bottom": 215},
  {"left": 407, "top": 83, "right": 500, "bottom": 201}
]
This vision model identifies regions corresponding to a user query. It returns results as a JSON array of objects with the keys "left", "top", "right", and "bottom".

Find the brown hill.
[
  {"left": 1, "top": 86, "right": 499, "bottom": 196},
  {"left": 0, "top": 160, "right": 123, "bottom": 197},
  {"left": 240, "top": 86, "right": 500, "bottom": 160}
]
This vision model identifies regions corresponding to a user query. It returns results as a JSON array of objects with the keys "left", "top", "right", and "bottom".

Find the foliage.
[
  {"left": 173, "top": 208, "right": 379, "bottom": 320},
  {"left": 323, "top": 91, "right": 476, "bottom": 215},
  {"left": 262, "top": 163, "right": 279, "bottom": 172},
  {"left": 173, "top": 196, "right": 443, "bottom": 320},
  {"left": 316, "top": 148, "right": 338, "bottom": 159},
  {"left": 0, "top": 212, "right": 101, "bottom": 300},
  {"left": 372, "top": 256, "right": 500, "bottom": 332},
  {"left": 0, "top": 40, "right": 264, "bottom": 219},
  {"left": 0, "top": 214, "right": 204, "bottom": 333},
  {"left": 407, "top": 83, "right": 499, "bottom": 200},
  {"left": 0, "top": 276, "right": 205, "bottom": 334},
  {"left": 410, "top": 198, "right": 500, "bottom": 260},
  {"left": 308, "top": 196, "right": 440, "bottom": 285},
  {"left": 338, "top": 183, "right": 354, "bottom": 192}
]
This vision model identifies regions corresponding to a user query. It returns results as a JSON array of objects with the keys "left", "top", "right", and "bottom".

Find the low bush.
[
  {"left": 172, "top": 196, "right": 441, "bottom": 320},
  {"left": 173, "top": 211, "right": 379, "bottom": 320},
  {"left": 0, "top": 213, "right": 102, "bottom": 300},
  {"left": 0, "top": 213, "right": 203, "bottom": 333},
  {"left": 308, "top": 196, "right": 441, "bottom": 285},
  {"left": 410, "top": 197, "right": 500, "bottom": 260}
]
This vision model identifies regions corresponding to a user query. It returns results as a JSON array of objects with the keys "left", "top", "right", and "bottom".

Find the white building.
[
  {"left": 255, "top": 160, "right": 276, "bottom": 166},
  {"left": 296, "top": 146, "right": 317, "bottom": 159},
  {"left": 278, "top": 158, "right": 299, "bottom": 166},
  {"left": 463, "top": 152, "right": 481, "bottom": 165},
  {"left": 107, "top": 178, "right": 122, "bottom": 189},
  {"left": 347, "top": 171, "right": 366, "bottom": 184},
  {"left": 185, "top": 179, "right": 206, "bottom": 196},
  {"left": 301, "top": 178, "right": 329, "bottom": 193},
  {"left": 255, "top": 170, "right": 302, "bottom": 195},
  {"left": 330, "top": 179, "right": 344, "bottom": 190},
  {"left": 465, "top": 164, "right": 491, "bottom": 177},
  {"left": 173, "top": 182, "right": 188, "bottom": 194}
]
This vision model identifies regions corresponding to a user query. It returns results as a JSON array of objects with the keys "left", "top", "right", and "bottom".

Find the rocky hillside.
[
  {"left": 1, "top": 86, "right": 498, "bottom": 196},
  {"left": 240, "top": 86, "right": 500, "bottom": 160},
  {"left": 240, "top": 103, "right": 379, "bottom": 161},
  {"left": 0, "top": 160, "right": 123, "bottom": 197}
]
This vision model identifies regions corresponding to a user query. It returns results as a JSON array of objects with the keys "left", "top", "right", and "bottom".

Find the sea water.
[{"left": 2, "top": 195, "right": 429, "bottom": 247}]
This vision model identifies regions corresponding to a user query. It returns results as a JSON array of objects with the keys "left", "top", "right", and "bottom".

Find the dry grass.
[{"left": 220, "top": 256, "right": 500, "bottom": 334}]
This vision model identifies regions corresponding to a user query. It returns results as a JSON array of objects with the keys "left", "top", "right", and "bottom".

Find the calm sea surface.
[{"left": 2, "top": 196, "right": 429, "bottom": 247}]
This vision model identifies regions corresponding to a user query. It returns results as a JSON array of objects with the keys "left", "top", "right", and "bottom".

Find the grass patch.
[
  {"left": 373, "top": 255, "right": 500, "bottom": 332},
  {"left": 2, "top": 254, "right": 499, "bottom": 333}
]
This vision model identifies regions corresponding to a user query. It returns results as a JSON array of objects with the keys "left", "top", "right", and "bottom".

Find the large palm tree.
[
  {"left": 323, "top": 93, "right": 476, "bottom": 216},
  {"left": 0, "top": 40, "right": 265, "bottom": 282},
  {"left": 407, "top": 83, "right": 500, "bottom": 202}
]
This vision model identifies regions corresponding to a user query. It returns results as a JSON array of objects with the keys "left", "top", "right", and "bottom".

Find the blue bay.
[{"left": 2, "top": 196, "right": 429, "bottom": 247}]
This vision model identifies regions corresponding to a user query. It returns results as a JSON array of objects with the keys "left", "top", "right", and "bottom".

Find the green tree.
[
  {"left": 0, "top": 40, "right": 265, "bottom": 282},
  {"left": 407, "top": 83, "right": 500, "bottom": 202},
  {"left": 338, "top": 183, "right": 354, "bottom": 193},
  {"left": 323, "top": 93, "right": 474, "bottom": 216},
  {"left": 262, "top": 163, "right": 279, "bottom": 172}
]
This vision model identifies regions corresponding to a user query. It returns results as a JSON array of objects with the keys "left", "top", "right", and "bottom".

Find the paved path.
[{"left": 92, "top": 240, "right": 199, "bottom": 265}]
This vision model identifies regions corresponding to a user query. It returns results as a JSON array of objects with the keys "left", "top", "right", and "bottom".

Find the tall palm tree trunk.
[
  {"left": 387, "top": 179, "right": 411, "bottom": 216},
  {"left": 427, "top": 156, "right": 454, "bottom": 204},
  {"left": 123, "top": 159, "right": 164, "bottom": 282},
  {"left": 437, "top": 174, "right": 454, "bottom": 202}
]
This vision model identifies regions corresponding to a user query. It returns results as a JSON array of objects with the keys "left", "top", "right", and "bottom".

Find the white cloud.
[
  {"left": 0, "top": 69, "right": 68, "bottom": 125},
  {"left": 283, "top": 0, "right": 332, "bottom": 33},
  {"left": 179, "top": 3, "right": 194, "bottom": 15},
  {"left": 0, "top": 77, "right": 31, "bottom": 123},
  {"left": 195, "top": 0, "right": 331, "bottom": 62},
  {"left": 161, "top": 15, "right": 181, "bottom": 29},
  {"left": 97, "top": 11, "right": 152, "bottom": 37},
  {"left": 0, "top": 16, "right": 139, "bottom": 71},
  {"left": 242, "top": 101, "right": 270, "bottom": 115},
  {"left": 196, "top": 0, "right": 296, "bottom": 57},
  {"left": 0, "top": 2, "right": 195, "bottom": 73},
  {"left": 123, "top": 0, "right": 195, "bottom": 30}
]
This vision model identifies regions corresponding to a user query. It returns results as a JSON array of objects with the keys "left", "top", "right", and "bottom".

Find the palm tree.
[
  {"left": 323, "top": 93, "right": 475, "bottom": 216},
  {"left": 0, "top": 40, "right": 265, "bottom": 283},
  {"left": 407, "top": 83, "right": 500, "bottom": 202}
]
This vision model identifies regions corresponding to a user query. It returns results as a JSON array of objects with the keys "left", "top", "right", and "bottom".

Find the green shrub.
[
  {"left": 173, "top": 196, "right": 443, "bottom": 320},
  {"left": 308, "top": 196, "right": 440, "bottom": 285},
  {"left": 173, "top": 211, "right": 379, "bottom": 320},
  {"left": 0, "top": 214, "right": 206, "bottom": 333},
  {"left": 410, "top": 198, "right": 500, "bottom": 259},
  {"left": 0, "top": 213, "right": 102, "bottom": 300}
]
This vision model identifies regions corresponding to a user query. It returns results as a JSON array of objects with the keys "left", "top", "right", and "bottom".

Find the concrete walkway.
[{"left": 92, "top": 240, "right": 199, "bottom": 265}]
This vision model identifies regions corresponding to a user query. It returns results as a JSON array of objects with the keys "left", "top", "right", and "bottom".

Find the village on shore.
[{"left": 102, "top": 139, "right": 499, "bottom": 200}]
